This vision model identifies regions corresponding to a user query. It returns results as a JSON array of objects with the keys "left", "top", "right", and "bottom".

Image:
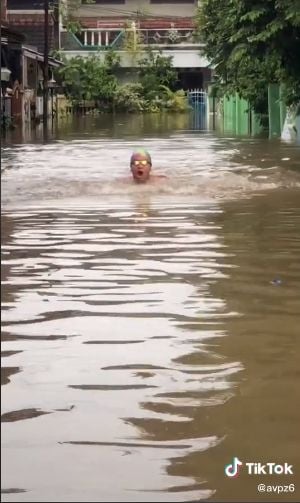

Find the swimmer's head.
[{"left": 130, "top": 149, "right": 152, "bottom": 183}]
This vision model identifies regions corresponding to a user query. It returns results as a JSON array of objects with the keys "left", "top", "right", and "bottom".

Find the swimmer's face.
[{"left": 130, "top": 154, "right": 151, "bottom": 183}]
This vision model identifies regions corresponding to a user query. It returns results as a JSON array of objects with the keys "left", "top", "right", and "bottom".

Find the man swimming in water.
[{"left": 130, "top": 149, "right": 166, "bottom": 183}]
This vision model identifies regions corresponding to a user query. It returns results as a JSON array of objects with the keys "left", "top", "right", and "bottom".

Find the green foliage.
[
  {"left": 57, "top": 3, "right": 188, "bottom": 114},
  {"left": 113, "top": 83, "right": 146, "bottom": 112},
  {"left": 57, "top": 54, "right": 118, "bottom": 107},
  {"left": 138, "top": 48, "right": 178, "bottom": 99},
  {"left": 60, "top": 1, "right": 80, "bottom": 29},
  {"left": 61, "top": 0, "right": 94, "bottom": 33},
  {"left": 195, "top": 0, "right": 300, "bottom": 111},
  {"left": 58, "top": 49, "right": 188, "bottom": 113},
  {"left": 121, "top": 22, "right": 144, "bottom": 60},
  {"left": 65, "top": 20, "right": 82, "bottom": 35},
  {"left": 157, "top": 86, "right": 191, "bottom": 112},
  {"left": 103, "top": 49, "right": 121, "bottom": 71},
  {"left": 113, "top": 83, "right": 190, "bottom": 113}
]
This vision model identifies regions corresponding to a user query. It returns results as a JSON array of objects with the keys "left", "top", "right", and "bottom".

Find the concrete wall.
[
  {"left": 281, "top": 106, "right": 300, "bottom": 143},
  {"left": 63, "top": 48, "right": 209, "bottom": 68},
  {"left": 222, "top": 93, "right": 263, "bottom": 136}
]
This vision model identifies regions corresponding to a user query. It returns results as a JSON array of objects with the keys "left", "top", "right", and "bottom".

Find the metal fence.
[{"left": 187, "top": 89, "right": 208, "bottom": 129}]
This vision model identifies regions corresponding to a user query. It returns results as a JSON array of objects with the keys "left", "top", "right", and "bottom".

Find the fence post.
[
  {"left": 279, "top": 84, "right": 287, "bottom": 133},
  {"left": 268, "top": 83, "right": 281, "bottom": 137},
  {"left": 236, "top": 93, "right": 250, "bottom": 135},
  {"left": 223, "top": 95, "right": 236, "bottom": 132},
  {"left": 251, "top": 109, "right": 264, "bottom": 136}
]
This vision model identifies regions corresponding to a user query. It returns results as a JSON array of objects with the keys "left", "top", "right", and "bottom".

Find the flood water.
[{"left": 1, "top": 114, "right": 300, "bottom": 502}]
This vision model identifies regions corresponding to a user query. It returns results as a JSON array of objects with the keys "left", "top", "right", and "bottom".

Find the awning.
[
  {"left": 23, "top": 46, "right": 44, "bottom": 62},
  {"left": 22, "top": 45, "right": 64, "bottom": 68}
]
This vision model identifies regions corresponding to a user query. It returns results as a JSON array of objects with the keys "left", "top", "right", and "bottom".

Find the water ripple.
[{"left": 2, "top": 127, "right": 299, "bottom": 502}]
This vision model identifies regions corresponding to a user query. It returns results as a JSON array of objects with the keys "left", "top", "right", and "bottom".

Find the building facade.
[
  {"left": 1, "top": 1, "right": 61, "bottom": 127},
  {"left": 61, "top": 0, "right": 211, "bottom": 89},
  {"left": 6, "top": 0, "right": 59, "bottom": 53}
]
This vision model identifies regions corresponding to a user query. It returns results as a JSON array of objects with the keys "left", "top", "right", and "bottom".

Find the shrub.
[{"left": 113, "top": 83, "right": 146, "bottom": 112}]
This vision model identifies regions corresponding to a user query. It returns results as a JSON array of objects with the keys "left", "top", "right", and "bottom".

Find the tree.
[
  {"left": 195, "top": 0, "right": 300, "bottom": 112},
  {"left": 137, "top": 48, "right": 178, "bottom": 100},
  {"left": 121, "top": 21, "right": 144, "bottom": 64},
  {"left": 57, "top": 52, "right": 119, "bottom": 109},
  {"left": 60, "top": 0, "right": 95, "bottom": 34}
]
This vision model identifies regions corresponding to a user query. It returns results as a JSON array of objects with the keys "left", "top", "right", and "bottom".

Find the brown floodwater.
[{"left": 1, "top": 114, "right": 300, "bottom": 502}]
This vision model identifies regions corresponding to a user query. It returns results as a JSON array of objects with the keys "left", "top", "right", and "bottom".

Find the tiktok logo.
[{"left": 225, "top": 457, "right": 243, "bottom": 478}]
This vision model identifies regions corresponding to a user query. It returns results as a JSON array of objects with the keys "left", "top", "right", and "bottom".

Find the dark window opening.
[
  {"left": 176, "top": 70, "right": 203, "bottom": 91},
  {"left": 7, "top": 0, "right": 45, "bottom": 8},
  {"left": 151, "top": 0, "right": 195, "bottom": 4}
]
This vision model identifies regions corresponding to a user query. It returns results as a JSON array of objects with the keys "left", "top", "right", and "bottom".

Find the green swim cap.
[{"left": 130, "top": 149, "right": 152, "bottom": 165}]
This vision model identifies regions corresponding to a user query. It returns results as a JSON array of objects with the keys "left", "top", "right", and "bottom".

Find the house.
[
  {"left": 60, "top": 0, "right": 211, "bottom": 89},
  {"left": 1, "top": 0, "right": 7, "bottom": 20},
  {"left": 1, "top": 0, "right": 62, "bottom": 127},
  {"left": 6, "top": 0, "right": 59, "bottom": 53}
]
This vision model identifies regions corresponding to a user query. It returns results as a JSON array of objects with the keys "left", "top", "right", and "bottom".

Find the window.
[{"left": 7, "top": 0, "right": 44, "bottom": 9}]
